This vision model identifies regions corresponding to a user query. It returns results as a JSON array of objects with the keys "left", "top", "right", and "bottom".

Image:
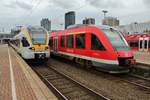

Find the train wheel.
[
  {"left": 45, "top": 58, "right": 49, "bottom": 62},
  {"left": 75, "top": 58, "right": 85, "bottom": 67},
  {"left": 85, "top": 60, "right": 92, "bottom": 69},
  {"left": 73, "top": 57, "right": 76, "bottom": 63}
]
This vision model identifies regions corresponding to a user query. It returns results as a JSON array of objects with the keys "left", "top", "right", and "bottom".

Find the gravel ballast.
[{"left": 49, "top": 58, "right": 150, "bottom": 100}]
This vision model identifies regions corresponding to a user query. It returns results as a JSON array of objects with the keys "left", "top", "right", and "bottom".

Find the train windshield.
[
  {"left": 29, "top": 27, "right": 47, "bottom": 45},
  {"left": 103, "top": 28, "right": 130, "bottom": 51}
]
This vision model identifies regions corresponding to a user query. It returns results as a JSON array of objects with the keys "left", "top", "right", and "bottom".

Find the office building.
[
  {"left": 83, "top": 18, "right": 95, "bottom": 25},
  {"left": 65, "top": 11, "right": 75, "bottom": 29},
  {"left": 41, "top": 18, "right": 51, "bottom": 31},
  {"left": 102, "top": 17, "right": 119, "bottom": 26}
]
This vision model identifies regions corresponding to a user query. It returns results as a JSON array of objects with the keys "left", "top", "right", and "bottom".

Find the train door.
[
  {"left": 143, "top": 37, "right": 149, "bottom": 51},
  {"left": 139, "top": 37, "right": 149, "bottom": 51},
  {"left": 139, "top": 38, "right": 144, "bottom": 51},
  {"left": 54, "top": 37, "right": 58, "bottom": 52},
  {"left": 0, "top": 39, "right": 2, "bottom": 44}
]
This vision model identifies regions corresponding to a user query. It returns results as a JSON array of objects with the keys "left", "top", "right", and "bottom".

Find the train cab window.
[
  {"left": 60, "top": 36, "right": 65, "bottom": 47},
  {"left": 66, "top": 35, "right": 73, "bottom": 48},
  {"left": 21, "top": 37, "right": 30, "bottom": 47},
  {"left": 102, "top": 28, "right": 130, "bottom": 51},
  {"left": 76, "top": 34, "right": 85, "bottom": 49},
  {"left": 91, "top": 34, "right": 106, "bottom": 50}
]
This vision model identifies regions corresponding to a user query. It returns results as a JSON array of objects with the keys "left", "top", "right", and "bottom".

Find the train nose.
[
  {"left": 117, "top": 51, "right": 133, "bottom": 58},
  {"left": 117, "top": 51, "right": 136, "bottom": 66}
]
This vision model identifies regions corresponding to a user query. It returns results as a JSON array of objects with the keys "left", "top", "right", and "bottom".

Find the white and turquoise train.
[{"left": 10, "top": 26, "right": 50, "bottom": 61}]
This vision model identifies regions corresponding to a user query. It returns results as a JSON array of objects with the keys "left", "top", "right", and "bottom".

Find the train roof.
[
  {"left": 126, "top": 33, "right": 150, "bottom": 40},
  {"left": 67, "top": 24, "right": 116, "bottom": 30},
  {"left": 20, "top": 26, "right": 46, "bottom": 30},
  {"left": 50, "top": 24, "right": 117, "bottom": 33}
]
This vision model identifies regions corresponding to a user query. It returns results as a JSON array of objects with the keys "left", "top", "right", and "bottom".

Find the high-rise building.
[
  {"left": 83, "top": 18, "right": 95, "bottom": 25},
  {"left": 40, "top": 18, "right": 51, "bottom": 31},
  {"left": 65, "top": 11, "right": 75, "bottom": 29},
  {"left": 102, "top": 17, "right": 119, "bottom": 26}
]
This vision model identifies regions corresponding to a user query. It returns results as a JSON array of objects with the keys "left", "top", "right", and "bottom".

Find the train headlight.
[{"left": 45, "top": 46, "right": 49, "bottom": 50}]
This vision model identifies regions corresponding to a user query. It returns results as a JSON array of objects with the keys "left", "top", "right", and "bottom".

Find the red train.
[
  {"left": 49, "top": 25, "right": 136, "bottom": 73},
  {"left": 126, "top": 34, "right": 150, "bottom": 52}
]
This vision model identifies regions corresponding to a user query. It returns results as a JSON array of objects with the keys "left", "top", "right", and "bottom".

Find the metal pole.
[{"left": 102, "top": 10, "right": 108, "bottom": 18}]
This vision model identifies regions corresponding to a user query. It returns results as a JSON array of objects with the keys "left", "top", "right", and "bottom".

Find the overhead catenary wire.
[{"left": 20, "top": 0, "right": 42, "bottom": 25}]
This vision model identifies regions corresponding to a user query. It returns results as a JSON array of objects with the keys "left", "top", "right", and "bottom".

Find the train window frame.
[
  {"left": 29, "top": 27, "right": 47, "bottom": 45},
  {"left": 128, "top": 40, "right": 139, "bottom": 47},
  {"left": 66, "top": 35, "right": 74, "bottom": 48},
  {"left": 91, "top": 34, "right": 106, "bottom": 51},
  {"left": 21, "top": 37, "right": 30, "bottom": 47},
  {"left": 60, "top": 36, "right": 65, "bottom": 47},
  {"left": 149, "top": 40, "right": 150, "bottom": 48},
  {"left": 76, "top": 33, "right": 85, "bottom": 49},
  {"left": 49, "top": 37, "right": 53, "bottom": 49},
  {"left": 144, "top": 40, "right": 148, "bottom": 49}
]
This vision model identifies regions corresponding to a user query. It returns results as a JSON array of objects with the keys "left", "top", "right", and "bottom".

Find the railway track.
[
  {"left": 119, "top": 74, "right": 150, "bottom": 90},
  {"left": 51, "top": 57, "right": 150, "bottom": 91},
  {"left": 31, "top": 64, "right": 110, "bottom": 100}
]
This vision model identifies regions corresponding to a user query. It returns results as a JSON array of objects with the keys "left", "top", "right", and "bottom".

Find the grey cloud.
[
  {"left": 5, "top": 1, "right": 32, "bottom": 10},
  {"left": 86, "top": 0, "right": 124, "bottom": 8},
  {"left": 143, "top": 0, "right": 150, "bottom": 7},
  {"left": 15, "top": 1, "right": 32, "bottom": 10},
  {"left": 49, "top": 0, "right": 79, "bottom": 9},
  {"left": 4, "top": 4, "right": 16, "bottom": 9}
]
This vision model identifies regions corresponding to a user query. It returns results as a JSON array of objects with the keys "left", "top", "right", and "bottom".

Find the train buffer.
[{"left": 0, "top": 44, "right": 57, "bottom": 100}]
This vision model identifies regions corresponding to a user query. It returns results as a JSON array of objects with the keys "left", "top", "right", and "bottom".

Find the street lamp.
[{"left": 102, "top": 10, "right": 108, "bottom": 18}]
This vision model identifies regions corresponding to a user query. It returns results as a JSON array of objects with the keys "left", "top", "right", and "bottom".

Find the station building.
[
  {"left": 117, "top": 21, "right": 150, "bottom": 52},
  {"left": 0, "top": 33, "right": 12, "bottom": 44},
  {"left": 117, "top": 21, "right": 150, "bottom": 35},
  {"left": 41, "top": 18, "right": 51, "bottom": 31}
]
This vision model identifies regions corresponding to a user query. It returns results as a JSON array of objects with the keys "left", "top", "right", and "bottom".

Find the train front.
[
  {"left": 102, "top": 27, "right": 136, "bottom": 68},
  {"left": 28, "top": 26, "right": 50, "bottom": 60}
]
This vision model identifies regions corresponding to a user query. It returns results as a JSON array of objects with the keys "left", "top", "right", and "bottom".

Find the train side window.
[
  {"left": 129, "top": 40, "right": 138, "bottom": 47},
  {"left": 91, "top": 34, "right": 106, "bottom": 50},
  {"left": 76, "top": 34, "right": 85, "bottom": 49},
  {"left": 21, "top": 37, "right": 30, "bottom": 47},
  {"left": 149, "top": 40, "right": 150, "bottom": 48},
  {"left": 60, "top": 36, "right": 65, "bottom": 47},
  {"left": 66, "top": 35, "right": 73, "bottom": 48}
]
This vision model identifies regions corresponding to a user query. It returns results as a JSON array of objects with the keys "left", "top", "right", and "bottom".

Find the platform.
[
  {"left": 132, "top": 51, "right": 150, "bottom": 77},
  {"left": 0, "top": 44, "right": 57, "bottom": 100},
  {"left": 133, "top": 51, "right": 150, "bottom": 65}
]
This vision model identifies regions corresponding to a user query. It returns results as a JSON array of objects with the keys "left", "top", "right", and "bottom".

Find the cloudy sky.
[{"left": 0, "top": 0, "right": 150, "bottom": 32}]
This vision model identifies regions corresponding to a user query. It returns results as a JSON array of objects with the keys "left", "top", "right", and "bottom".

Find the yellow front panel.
[{"left": 32, "top": 45, "right": 47, "bottom": 52}]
